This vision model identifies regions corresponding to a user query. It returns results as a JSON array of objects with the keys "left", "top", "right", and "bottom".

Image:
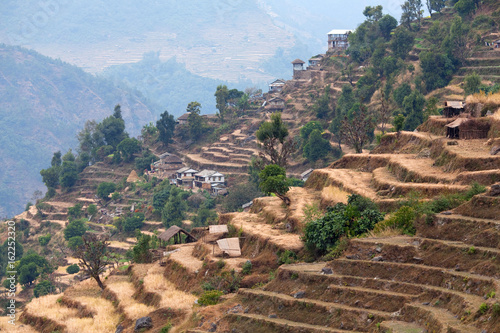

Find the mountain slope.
[{"left": 0, "top": 44, "right": 158, "bottom": 217}]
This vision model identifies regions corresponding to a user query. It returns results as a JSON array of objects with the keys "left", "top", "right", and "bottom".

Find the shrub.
[
  {"left": 66, "top": 264, "right": 80, "bottom": 274},
  {"left": 377, "top": 206, "right": 416, "bottom": 235},
  {"left": 97, "top": 182, "right": 116, "bottom": 199},
  {"left": 38, "top": 234, "right": 52, "bottom": 246},
  {"left": 216, "top": 260, "right": 226, "bottom": 269},
  {"left": 160, "top": 323, "right": 173, "bottom": 333},
  {"left": 34, "top": 280, "right": 53, "bottom": 298},
  {"left": 478, "top": 303, "right": 489, "bottom": 315},
  {"left": 241, "top": 261, "right": 252, "bottom": 275},
  {"left": 198, "top": 290, "right": 224, "bottom": 306},
  {"left": 277, "top": 250, "right": 297, "bottom": 265}
]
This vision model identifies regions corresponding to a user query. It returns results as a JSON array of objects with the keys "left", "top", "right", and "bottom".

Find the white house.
[
  {"left": 269, "top": 79, "right": 286, "bottom": 93},
  {"left": 193, "top": 170, "right": 225, "bottom": 189},
  {"left": 327, "top": 29, "right": 352, "bottom": 50},
  {"left": 175, "top": 167, "right": 199, "bottom": 186}
]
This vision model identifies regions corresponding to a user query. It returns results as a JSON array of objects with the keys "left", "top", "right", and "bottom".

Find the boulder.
[
  {"left": 135, "top": 317, "right": 153, "bottom": 332},
  {"left": 490, "top": 145, "right": 500, "bottom": 156},
  {"left": 488, "top": 183, "right": 500, "bottom": 196},
  {"left": 293, "top": 291, "right": 306, "bottom": 299}
]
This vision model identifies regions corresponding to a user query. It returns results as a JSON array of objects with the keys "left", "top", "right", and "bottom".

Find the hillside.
[{"left": 0, "top": 44, "right": 158, "bottom": 217}]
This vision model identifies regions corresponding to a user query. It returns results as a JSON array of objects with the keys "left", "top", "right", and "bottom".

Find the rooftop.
[
  {"left": 291, "top": 58, "right": 305, "bottom": 64},
  {"left": 327, "top": 29, "right": 352, "bottom": 35}
]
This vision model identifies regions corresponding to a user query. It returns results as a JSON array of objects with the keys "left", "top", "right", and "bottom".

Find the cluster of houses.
[{"left": 148, "top": 152, "right": 226, "bottom": 195}]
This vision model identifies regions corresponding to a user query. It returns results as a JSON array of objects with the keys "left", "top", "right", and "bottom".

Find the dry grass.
[
  {"left": 143, "top": 264, "right": 197, "bottom": 309},
  {"left": 106, "top": 280, "right": 155, "bottom": 319},
  {"left": 466, "top": 91, "right": 500, "bottom": 105},
  {"left": 167, "top": 244, "right": 204, "bottom": 273},
  {"left": 321, "top": 186, "right": 349, "bottom": 206},
  {"left": 25, "top": 294, "right": 79, "bottom": 323},
  {"left": 73, "top": 296, "right": 120, "bottom": 333},
  {"left": 0, "top": 314, "right": 39, "bottom": 332}
]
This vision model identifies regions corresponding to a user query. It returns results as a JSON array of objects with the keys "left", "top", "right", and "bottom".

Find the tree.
[
  {"left": 87, "top": 204, "right": 97, "bottom": 217},
  {"left": 313, "top": 86, "right": 332, "bottom": 119},
  {"left": 363, "top": 5, "right": 383, "bottom": 22},
  {"left": 420, "top": 51, "right": 454, "bottom": 91},
  {"left": 34, "top": 280, "right": 53, "bottom": 298},
  {"left": 340, "top": 103, "right": 375, "bottom": 153},
  {"left": 113, "top": 104, "right": 123, "bottom": 120},
  {"left": 135, "top": 149, "right": 159, "bottom": 173},
  {"left": 393, "top": 114, "right": 406, "bottom": 132},
  {"left": 59, "top": 158, "right": 78, "bottom": 189},
  {"left": 377, "top": 88, "right": 394, "bottom": 134},
  {"left": 391, "top": 27, "right": 414, "bottom": 60},
  {"left": 426, "top": 0, "right": 446, "bottom": 16},
  {"left": 77, "top": 120, "right": 106, "bottom": 163},
  {"left": 303, "top": 130, "right": 331, "bottom": 162},
  {"left": 221, "top": 182, "right": 262, "bottom": 213},
  {"left": 401, "top": 0, "right": 423, "bottom": 30},
  {"left": 156, "top": 110, "right": 176, "bottom": 145},
  {"left": 67, "top": 203, "right": 83, "bottom": 220},
  {"left": 75, "top": 233, "right": 109, "bottom": 289},
  {"left": 215, "top": 84, "right": 229, "bottom": 123},
  {"left": 256, "top": 113, "right": 296, "bottom": 168},
  {"left": 378, "top": 14, "right": 398, "bottom": 39},
  {"left": 51, "top": 151, "right": 62, "bottom": 167},
  {"left": 402, "top": 90, "right": 426, "bottom": 130},
  {"left": 97, "top": 182, "right": 116, "bottom": 200},
  {"left": 464, "top": 72, "right": 482, "bottom": 96},
  {"left": 393, "top": 83, "right": 412, "bottom": 107},
  {"left": 40, "top": 166, "right": 60, "bottom": 189},
  {"left": 300, "top": 121, "right": 323, "bottom": 142},
  {"left": 64, "top": 218, "right": 87, "bottom": 240},
  {"left": 186, "top": 102, "right": 206, "bottom": 140},
  {"left": 116, "top": 138, "right": 141, "bottom": 162},
  {"left": 17, "top": 251, "right": 52, "bottom": 285},
  {"left": 99, "top": 115, "right": 127, "bottom": 148},
  {"left": 66, "top": 264, "right": 80, "bottom": 274},
  {"left": 162, "top": 192, "right": 187, "bottom": 228},
  {"left": 19, "top": 262, "right": 39, "bottom": 285},
  {"left": 133, "top": 234, "right": 153, "bottom": 263},
  {"left": 258, "top": 164, "right": 290, "bottom": 205},
  {"left": 123, "top": 213, "right": 145, "bottom": 232},
  {"left": 454, "top": 0, "right": 476, "bottom": 17},
  {"left": 68, "top": 236, "right": 84, "bottom": 251}
]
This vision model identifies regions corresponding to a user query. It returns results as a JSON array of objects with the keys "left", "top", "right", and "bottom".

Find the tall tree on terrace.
[
  {"left": 186, "top": 101, "right": 205, "bottom": 141},
  {"left": 256, "top": 113, "right": 296, "bottom": 168},
  {"left": 156, "top": 110, "right": 176, "bottom": 145},
  {"left": 215, "top": 84, "right": 229, "bottom": 123},
  {"left": 340, "top": 103, "right": 375, "bottom": 153},
  {"left": 74, "top": 233, "right": 110, "bottom": 290},
  {"left": 401, "top": 0, "right": 423, "bottom": 31}
]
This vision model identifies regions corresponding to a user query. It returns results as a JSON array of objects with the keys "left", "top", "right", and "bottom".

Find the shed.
[
  {"left": 443, "top": 101, "right": 465, "bottom": 118},
  {"left": 216, "top": 237, "right": 241, "bottom": 257},
  {"left": 301, "top": 168, "right": 314, "bottom": 182},
  {"left": 446, "top": 118, "right": 490, "bottom": 139},
  {"left": 158, "top": 225, "right": 197, "bottom": 244},
  {"left": 209, "top": 225, "right": 229, "bottom": 234}
]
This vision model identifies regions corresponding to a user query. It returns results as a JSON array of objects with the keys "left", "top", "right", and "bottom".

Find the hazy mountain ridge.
[{"left": 0, "top": 44, "right": 158, "bottom": 217}]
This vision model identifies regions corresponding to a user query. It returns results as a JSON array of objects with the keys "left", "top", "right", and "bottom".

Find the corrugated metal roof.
[
  {"left": 444, "top": 101, "right": 464, "bottom": 108},
  {"left": 195, "top": 170, "right": 217, "bottom": 177},
  {"left": 327, "top": 29, "right": 352, "bottom": 35},
  {"left": 209, "top": 225, "right": 229, "bottom": 234}
]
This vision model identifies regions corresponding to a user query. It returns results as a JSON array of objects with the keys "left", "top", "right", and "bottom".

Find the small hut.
[
  {"left": 446, "top": 118, "right": 490, "bottom": 139},
  {"left": 158, "top": 225, "right": 197, "bottom": 245},
  {"left": 216, "top": 237, "right": 241, "bottom": 257},
  {"left": 443, "top": 101, "right": 465, "bottom": 118}
]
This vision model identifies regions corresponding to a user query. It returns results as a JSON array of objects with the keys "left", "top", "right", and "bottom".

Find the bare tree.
[
  {"left": 75, "top": 233, "right": 110, "bottom": 290},
  {"left": 377, "top": 89, "right": 394, "bottom": 135},
  {"left": 256, "top": 113, "right": 297, "bottom": 168},
  {"left": 340, "top": 104, "right": 375, "bottom": 154}
]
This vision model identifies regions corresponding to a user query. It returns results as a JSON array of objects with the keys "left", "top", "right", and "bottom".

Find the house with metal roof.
[
  {"left": 269, "top": 79, "right": 286, "bottom": 93},
  {"left": 193, "top": 170, "right": 225, "bottom": 189},
  {"left": 177, "top": 113, "right": 190, "bottom": 125},
  {"left": 175, "top": 167, "right": 199, "bottom": 187},
  {"left": 327, "top": 29, "right": 352, "bottom": 50}
]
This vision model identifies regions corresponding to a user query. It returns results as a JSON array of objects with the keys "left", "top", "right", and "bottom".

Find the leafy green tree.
[
  {"left": 133, "top": 234, "right": 152, "bottom": 263},
  {"left": 116, "top": 138, "right": 141, "bottom": 162},
  {"left": 77, "top": 120, "right": 106, "bottom": 163},
  {"left": 17, "top": 251, "right": 52, "bottom": 285},
  {"left": 97, "top": 182, "right": 116, "bottom": 199},
  {"left": 221, "top": 182, "right": 262, "bottom": 212},
  {"left": 426, "top": 0, "right": 446, "bottom": 16},
  {"left": 215, "top": 85, "right": 229, "bottom": 123},
  {"left": 87, "top": 204, "right": 97, "bottom": 217},
  {"left": 156, "top": 110, "right": 176, "bottom": 145},
  {"left": 193, "top": 208, "right": 218, "bottom": 227},
  {"left": 112, "top": 104, "right": 123, "bottom": 120},
  {"left": 64, "top": 218, "right": 87, "bottom": 240},
  {"left": 123, "top": 213, "right": 145, "bottom": 232},
  {"left": 135, "top": 149, "right": 159, "bottom": 173},
  {"left": 256, "top": 113, "right": 296, "bottom": 168},
  {"left": 402, "top": 90, "right": 426, "bottom": 130},
  {"left": 68, "top": 236, "right": 84, "bottom": 251},
  {"left": 303, "top": 130, "right": 331, "bottom": 162},
  {"left": 425, "top": 96, "right": 440, "bottom": 119},
  {"left": 313, "top": 86, "right": 331, "bottom": 119},
  {"left": 300, "top": 121, "right": 323, "bottom": 142},
  {"left": 99, "top": 115, "right": 127, "bottom": 148},
  {"left": 51, "top": 151, "right": 62, "bottom": 167},
  {"left": 162, "top": 192, "right": 187, "bottom": 227},
  {"left": 393, "top": 114, "right": 406, "bottom": 132},
  {"left": 68, "top": 203, "right": 83, "bottom": 220},
  {"left": 0, "top": 239, "right": 23, "bottom": 278},
  {"left": 464, "top": 72, "right": 482, "bottom": 96},
  {"left": 391, "top": 27, "right": 414, "bottom": 59},
  {"left": 59, "top": 158, "right": 78, "bottom": 189},
  {"left": 66, "top": 264, "right": 80, "bottom": 274},
  {"left": 259, "top": 164, "right": 290, "bottom": 205},
  {"left": 363, "top": 5, "right": 383, "bottom": 22},
  {"left": 420, "top": 51, "right": 454, "bottom": 91},
  {"left": 393, "top": 83, "right": 412, "bottom": 108},
  {"left": 454, "top": 0, "right": 476, "bottom": 17},
  {"left": 19, "top": 262, "right": 39, "bottom": 285},
  {"left": 186, "top": 101, "right": 206, "bottom": 141},
  {"left": 34, "top": 280, "right": 53, "bottom": 298},
  {"left": 38, "top": 234, "right": 52, "bottom": 246},
  {"left": 378, "top": 14, "right": 398, "bottom": 39},
  {"left": 40, "top": 166, "right": 60, "bottom": 188},
  {"left": 400, "top": 0, "right": 423, "bottom": 30}
]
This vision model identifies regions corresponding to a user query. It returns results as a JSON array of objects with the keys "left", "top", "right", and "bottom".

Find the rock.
[
  {"left": 490, "top": 145, "right": 500, "bottom": 156},
  {"left": 455, "top": 264, "right": 461, "bottom": 271},
  {"left": 422, "top": 302, "right": 430, "bottom": 305},
  {"left": 293, "top": 291, "right": 306, "bottom": 299},
  {"left": 321, "top": 267, "right": 333, "bottom": 275},
  {"left": 486, "top": 138, "right": 493, "bottom": 146},
  {"left": 447, "top": 141, "right": 458, "bottom": 146},
  {"left": 488, "top": 183, "right": 500, "bottom": 196},
  {"left": 227, "top": 304, "right": 243, "bottom": 314},
  {"left": 115, "top": 325, "right": 124, "bottom": 333},
  {"left": 269, "top": 314, "right": 277, "bottom": 318},
  {"left": 244, "top": 307, "right": 249, "bottom": 313},
  {"left": 371, "top": 256, "right": 383, "bottom": 262},
  {"left": 135, "top": 317, "right": 153, "bottom": 331},
  {"left": 375, "top": 247, "right": 382, "bottom": 253},
  {"left": 442, "top": 211, "right": 452, "bottom": 215},
  {"left": 208, "top": 323, "right": 217, "bottom": 332},
  {"left": 346, "top": 254, "right": 360, "bottom": 260}
]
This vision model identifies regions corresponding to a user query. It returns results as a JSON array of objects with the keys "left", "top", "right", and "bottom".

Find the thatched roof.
[
  {"left": 216, "top": 237, "right": 241, "bottom": 256},
  {"left": 158, "top": 226, "right": 197, "bottom": 243},
  {"left": 127, "top": 170, "right": 140, "bottom": 182},
  {"left": 291, "top": 59, "right": 305, "bottom": 64},
  {"left": 446, "top": 118, "right": 469, "bottom": 128}
]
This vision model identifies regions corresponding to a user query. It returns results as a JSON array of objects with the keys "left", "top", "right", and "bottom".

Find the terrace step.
[
  {"left": 225, "top": 313, "right": 363, "bottom": 333},
  {"left": 379, "top": 320, "right": 426, "bottom": 333},
  {"left": 417, "top": 213, "right": 500, "bottom": 249},
  {"left": 401, "top": 303, "right": 482, "bottom": 333},
  {"left": 372, "top": 167, "right": 468, "bottom": 198},
  {"left": 349, "top": 236, "right": 500, "bottom": 278},
  {"left": 327, "top": 259, "right": 497, "bottom": 297}
]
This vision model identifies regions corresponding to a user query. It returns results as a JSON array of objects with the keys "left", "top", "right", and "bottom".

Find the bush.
[
  {"left": 375, "top": 206, "right": 416, "bottom": 235},
  {"left": 198, "top": 290, "right": 224, "bottom": 306},
  {"left": 68, "top": 236, "right": 84, "bottom": 251},
  {"left": 34, "top": 280, "right": 53, "bottom": 298},
  {"left": 123, "top": 213, "right": 145, "bottom": 232},
  {"left": 38, "top": 234, "right": 52, "bottom": 246},
  {"left": 303, "top": 194, "right": 384, "bottom": 255},
  {"left": 64, "top": 219, "right": 87, "bottom": 240},
  {"left": 277, "top": 250, "right": 297, "bottom": 265},
  {"left": 97, "top": 182, "right": 116, "bottom": 199},
  {"left": 241, "top": 261, "right": 252, "bottom": 275},
  {"left": 66, "top": 264, "right": 80, "bottom": 274}
]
